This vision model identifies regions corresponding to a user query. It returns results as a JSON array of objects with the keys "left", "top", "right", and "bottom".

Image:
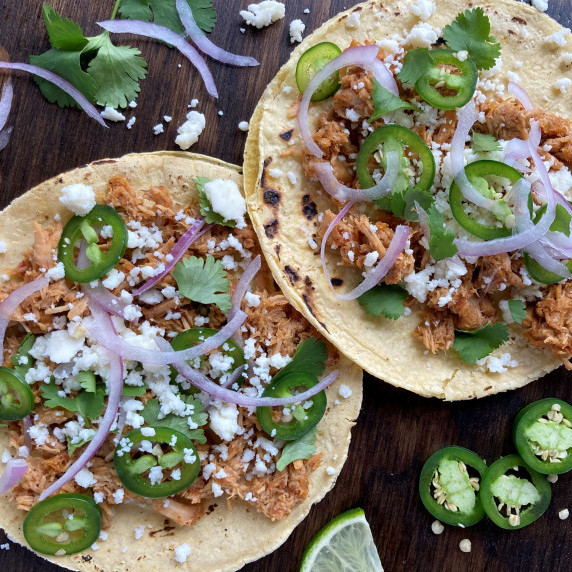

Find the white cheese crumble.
[
  {"left": 112, "top": 488, "right": 125, "bottom": 503},
  {"left": 126, "top": 116, "right": 136, "bottom": 129},
  {"left": 554, "top": 78, "right": 572, "bottom": 94},
  {"left": 240, "top": 1, "right": 285, "bottom": 29},
  {"left": 338, "top": 384, "right": 353, "bottom": 398},
  {"left": 46, "top": 261, "right": 65, "bottom": 281},
  {"left": 175, "top": 111, "right": 206, "bottom": 150},
  {"left": 153, "top": 123, "right": 164, "bottom": 135},
  {"left": 325, "top": 466, "right": 336, "bottom": 475},
  {"left": 431, "top": 520, "right": 444, "bottom": 534},
  {"left": 102, "top": 269, "right": 125, "bottom": 290},
  {"left": 59, "top": 183, "right": 96, "bottom": 216},
  {"left": 459, "top": 539, "right": 472, "bottom": 553},
  {"left": 345, "top": 12, "right": 360, "bottom": 29},
  {"left": 212, "top": 482, "right": 224, "bottom": 497},
  {"left": 100, "top": 107, "right": 125, "bottom": 122},
  {"left": 0, "top": 241, "right": 6, "bottom": 254},
  {"left": 476, "top": 352, "right": 518, "bottom": 373},
  {"left": 409, "top": 0, "right": 436, "bottom": 21},
  {"left": 532, "top": 0, "right": 548, "bottom": 11},
  {"left": 134, "top": 525, "right": 145, "bottom": 540},
  {"left": 164, "top": 115, "right": 172, "bottom": 122},
  {"left": 174, "top": 543, "right": 192, "bottom": 563},
  {"left": 403, "top": 22, "right": 440, "bottom": 48},
  {"left": 544, "top": 28, "right": 571, "bottom": 48},
  {"left": 203, "top": 179, "right": 247, "bottom": 224},
  {"left": 289, "top": 19, "right": 305, "bottom": 43},
  {"left": 75, "top": 468, "right": 97, "bottom": 488},
  {"left": 245, "top": 292, "right": 261, "bottom": 307},
  {"left": 140, "top": 427, "right": 156, "bottom": 437},
  {"left": 559, "top": 508, "right": 570, "bottom": 520},
  {"left": 238, "top": 120, "right": 250, "bottom": 131},
  {"left": 209, "top": 402, "right": 244, "bottom": 441},
  {"left": 364, "top": 251, "right": 379, "bottom": 267}
]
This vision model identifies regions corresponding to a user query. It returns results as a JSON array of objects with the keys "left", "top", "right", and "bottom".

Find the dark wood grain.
[{"left": 1, "top": 1, "right": 572, "bottom": 571}]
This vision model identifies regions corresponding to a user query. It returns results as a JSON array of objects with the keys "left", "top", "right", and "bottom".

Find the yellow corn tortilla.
[
  {"left": 0, "top": 152, "right": 363, "bottom": 571},
  {"left": 243, "top": 0, "right": 572, "bottom": 401}
]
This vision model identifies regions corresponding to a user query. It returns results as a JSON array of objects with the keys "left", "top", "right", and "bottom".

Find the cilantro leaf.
[
  {"left": 173, "top": 255, "right": 232, "bottom": 311},
  {"left": 551, "top": 204, "right": 572, "bottom": 236},
  {"left": 85, "top": 33, "right": 147, "bottom": 108},
  {"left": 453, "top": 322, "right": 509, "bottom": 363},
  {"left": 67, "top": 436, "right": 92, "bottom": 456},
  {"left": 422, "top": 203, "right": 458, "bottom": 261},
  {"left": 42, "top": 3, "right": 88, "bottom": 51},
  {"left": 472, "top": 132, "right": 502, "bottom": 153},
  {"left": 369, "top": 79, "right": 414, "bottom": 123},
  {"left": 194, "top": 177, "right": 235, "bottom": 227},
  {"left": 397, "top": 48, "right": 433, "bottom": 85},
  {"left": 122, "top": 385, "right": 148, "bottom": 397},
  {"left": 508, "top": 300, "right": 527, "bottom": 325},
  {"left": 273, "top": 338, "right": 327, "bottom": 384},
  {"left": 41, "top": 384, "right": 105, "bottom": 421},
  {"left": 276, "top": 427, "right": 317, "bottom": 471},
  {"left": 141, "top": 397, "right": 208, "bottom": 444},
  {"left": 119, "top": 0, "right": 216, "bottom": 35},
  {"left": 10, "top": 333, "right": 36, "bottom": 379},
  {"left": 77, "top": 371, "right": 96, "bottom": 393},
  {"left": 358, "top": 284, "right": 408, "bottom": 320},
  {"left": 442, "top": 8, "right": 501, "bottom": 70}
]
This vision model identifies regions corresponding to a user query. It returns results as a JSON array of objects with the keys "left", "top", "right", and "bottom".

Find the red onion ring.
[
  {"left": 82, "top": 283, "right": 135, "bottom": 321},
  {"left": 0, "top": 62, "right": 106, "bottom": 127},
  {"left": 525, "top": 241, "right": 571, "bottom": 278},
  {"left": 98, "top": 20, "right": 218, "bottom": 98},
  {"left": 414, "top": 201, "right": 431, "bottom": 239},
  {"left": 0, "top": 77, "right": 13, "bottom": 132},
  {"left": 39, "top": 305, "right": 124, "bottom": 501},
  {"left": 160, "top": 338, "right": 339, "bottom": 406},
  {"left": 220, "top": 364, "right": 246, "bottom": 389},
  {"left": 0, "top": 126, "right": 13, "bottom": 152},
  {"left": 0, "top": 458, "right": 27, "bottom": 494},
  {"left": 87, "top": 299, "right": 247, "bottom": 365},
  {"left": 508, "top": 81, "right": 534, "bottom": 111},
  {"left": 298, "top": 45, "right": 399, "bottom": 158},
  {"left": 227, "top": 255, "right": 261, "bottom": 322},
  {"left": 0, "top": 276, "right": 49, "bottom": 353},
  {"left": 175, "top": 0, "right": 258, "bottom": 67},
  {"left": 134, "top": 217, "right": 210, "bottom": 296},
  {"left": 314, "top": 150, "right": 400, "bottom": 202}
]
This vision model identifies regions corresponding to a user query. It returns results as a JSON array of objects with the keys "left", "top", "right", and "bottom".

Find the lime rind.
[{"left": 300, "top": 508, "right": 383, "bottom": 572}]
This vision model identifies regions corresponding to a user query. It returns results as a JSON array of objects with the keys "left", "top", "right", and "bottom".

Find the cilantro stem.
[{"left": 110, "top": 0, "right": 122, "bottom": 20}]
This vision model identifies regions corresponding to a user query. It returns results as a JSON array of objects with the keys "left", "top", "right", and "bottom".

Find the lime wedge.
[{"left": 300, "top": 508, "right": 383, "bottom": 572}]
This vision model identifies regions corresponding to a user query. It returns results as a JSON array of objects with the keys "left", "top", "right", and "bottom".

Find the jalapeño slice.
[
  {"left": 170, "top": 328, "right": 246, "bottom": 391},
  {"left": 256, "top": 372, "right": 327, "bottom": 441},
  {"left": 415, "top": 50, "right": 478, "bottom": 110},
  {"left": 419, "top": 446, "right": 487, "bottom": 527},
  {"left": 58, "top": 205, "right": 128, "bottom": 283},
  {"left": 480, "top": 454, "right": 551, "bottom": 530},
  {"left": 513, "top": 398, "right": 572, "bottom": 475},
  {"left": 356, "top": 124, "right": 436, "bottom": 219},
  {"left": 296, "top": 42, "right": 342, "bottom": 101},
  {"left": 114, "top": 426, "right": 200, "bottom": 498},
  {"left": 449, "top": 160, "right": 523, "bottom": 240},
  {"left": 523, "top": 253, "right": 572, "bottom": 285},
  {"left": 23, "top": 493, "right": 101, "bottom": 555},
  {"left": 0, "top": 366, "right": 35, "bottom": 420}
]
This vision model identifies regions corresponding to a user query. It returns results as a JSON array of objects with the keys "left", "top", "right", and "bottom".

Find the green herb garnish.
[
  {"left": 453, "top": 323, "right": 510, "bottom": 363},
  {"left": 358, "top": 284, "right": 409, "bottom": 320},
  {"left": 276, "top": 427, "right": 317, "bottom": 471}
]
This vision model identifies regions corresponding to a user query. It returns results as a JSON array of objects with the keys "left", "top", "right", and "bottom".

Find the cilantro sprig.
[
  {"left": 173, "top": 255, "right": 232, "bottom": 311},
  {"left": 10, "top": 333, "right": 36, "bottom": 379},
  {"left": 30, "top": 3, "right": 147, "bottom": 109},
  {"left": 472, "top": 132, "right": 502, "bottom": 153},
  {"left": 369, "top": 79, "right": 414, "bottom": 122},
  {"left": 41, "top": 382, "right": 105, "bottom": 423},
  {"left": 508, "top": 300, "right": 527, "bottom": 325},
  {"left": 272, "top": 338, "right": 328, "bottom": 384},
  {"left": 358, "top": 284, "right": 409, "bottom": 320},
  {"left": 419, "top": 203, "right": 458, "bottom": 261},
  {"left": 453, "top": 322, "right": 509, "bottom": 363},
  {"left": 276, "top": 427, "right": 317, "bottom": 471}
]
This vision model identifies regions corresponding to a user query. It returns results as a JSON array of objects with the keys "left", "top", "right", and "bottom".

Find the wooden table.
[{"left": 1, "top": 1, "right": 571, "bottom": 570}]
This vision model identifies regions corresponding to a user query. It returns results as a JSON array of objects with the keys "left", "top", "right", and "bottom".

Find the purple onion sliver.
[
  {"left": 0, "top": 62, "right": 106, "bottom": 127},
  {"left": 414, "top": 201, "right": 431, "bottom": 240},
  {"left": 39, "top": 306, "right": 124, "bottom": 501},
  {"left": 0, "top": 77, "right": 13, "bottom": 132},
  {"left": 314, "top": 150, "right": 400, "bottom": 203},
  {"left": 228, "top": 255, "right": 261, "bottom": 322},
  {"left": 82, "top": 283, "right": 134, "bottom": 321},
  {"left": 87, "top": 299, "right": 247, "bottom": 365},
  {"left": 176, "top": 0, "right": 258, "bottom": 66},
  {"left": 134, "top": 217, "right": 208, "bottom": 295},
  {"left": 0, "top": 458, "right": 27, "bottom": 494},
  {"left": 525, "top": 241, "right": 571, "bottom": 278},
  {"left": 220, "top": 364, "right": 247, "bottom": 389},
  {"left": 508, "top": 81, "right": 534, "bottom": 111},
  {"left": 0, "top": 126, "right": 13, "bottom": 152},
  {"left": 98, "top": 20, "right": 218, "bottom": 98}
]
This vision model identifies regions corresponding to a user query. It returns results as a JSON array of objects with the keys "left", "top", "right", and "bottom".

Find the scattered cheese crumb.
[
  {"left": 431, "top": 520, "right": 444, "bottom": 534},
  {"left": 59, "top": 183, "right": 96, "bottom": 216},
  {"left": 100, "top": 107, "right": 125, "bottom": 122},
  {"left": 174, "top": 543, "right": 192, "bottom": 563},
  {"left": 338, "top": 384, "right": 353, "bottom": 398},
  {"left": 240, "top": 1, "right": 285, "bottom": 29},
  {"left": 203, "top": 179, "right": 246, "bottom": 223},
  {"left": 175, "top": 111, "right": 205, "bottom": 150},
  {"left": 0, "top": 241, "right": 6, "bottom": 254},
  {"left": 126, "top": 116, "right": 136, "bottom": 129},
  {"left": 289, "top": 19, "right": 305, "bottom": 43},
  {"left": 532, "top": 0, "right": 549, "bottom": 11},
  {"left": 410, "top": 0, "right": 436, "bottom": 21},
  {"left": 153, "top": 123, "right": 164, "bottom": 135},
  {"left": 326, "top": 466, "right": 336, "bottom": 475},
  {"left": 238, "top": 121, "right": 250, "bottom": 132},
  {"left": 134, "top": 525, "right": 145, "bottom": 540},
  {"left": 459, "top": 539, "right": 472, "bottom": 553},
  {"left": 163, "top": 115, "right": 172, "bottom": 122},
  {"left": 554, "top": 78, "right": 572, "bottom": 94},
  {"left": 544, "top": 28, "right": 571, "bottom": 48},
  {"left": 345, "top": 11, "right": 360, "bottom": 29},
  {"left": 559, "top": 508, "right": 570, "bottom": 520}
]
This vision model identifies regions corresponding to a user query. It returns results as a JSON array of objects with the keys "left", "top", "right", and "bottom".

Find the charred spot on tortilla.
[
  {"left": 512, "top": 16, "right": 527, "bottom": 26},
  {"left": 302, "top": 293, "right": 327, "bottom": 331},
  {"left": 81, "top": 555, "right": 93, "bottom": 562},
  {"left": 260, "top": 156, "right": 272, "bottom": 188},
  {"left": 279, "top": 129, "right": 294, "bottom": 141},
  {"left": 207, "top": 503, "right": 217, "bottom": 514},
  {"left": 264, "top": 219, "right": 279, "bottom": 238},
  {"left": 149, "top": 525, "right": 176, "bottom": 537},
  {"left": 263, "top": 189, "right": 280, "bottom": 206},
  {"left": 275, "top": 244, "right": 281, "bottom": 260},
  {"left": 302, "top": 194, "right": 318, "bottom": 220},
  {"left": 331, "top": 278, "right": 343, "bottom": 287},
  {"left": 305, "top": 276, "right": 313, "bottom": 288},
  {"left": 484, "top": 386, "right": 493, "bottom": 391},
  {"left": 284, "top": 265, "right": 300, "bottom": 284}
]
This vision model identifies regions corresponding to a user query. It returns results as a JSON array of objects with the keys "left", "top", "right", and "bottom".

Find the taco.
[
  {"left": 0, "top": 151, "right": 362, "bottom": 571},
  {"left": 244, "top": 0, "right": 572, "bottom": 400}
]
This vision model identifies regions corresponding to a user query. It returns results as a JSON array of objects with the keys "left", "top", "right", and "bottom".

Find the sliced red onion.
[
  {"left": 451, "top": 101, "right": 496, "bottom": 211},
  {"left": 98, "top": 20, "right": 218, "bottom": 98},
  {"left": 508, "top": 81, "right": 534, "bottom": 111},
  {"left": 0, "top": 458, "right": 27, "bottom": 494},
  {"left": 314, "top": 150, "right": 400, "bottom": 202},
  {"left": 82, "top": 283, "right": 134, "bottom": 321},
  {"left": 161, "top": 338, "right": 339, "bottom": 406},
  {"left": 0, "top": 77, "right": 13, "bottom": 132},
  {"left": 0, "top": 275, "right": 49, "bottom": 352},
  {"left": 134, "top": 217, "right": 210, "bottom": 296},
  {"left": 299, "top": 45, "right": 398, "bottom": 158},
  {"left": 87, "top": 299, "right": 247, "bottom": 365},
  {"left": 525, "top": 241, "right": 571, "bottom": 278},
  {"left": 113, "top": 397, "right": 129, "bottom": 445},
  {"left": 227, "top": 255, "right": 261, "bottom": 322},
  {"left": 175, "top": 0, "right": 258, "bottom": 67},
  {"left": 0, "top": 126, "right": 13, "bottom": 152},
  {"left": 0, "top": 62, "right": 106, "bottom": 127},
  {"left": 39, "top": 306, "right": 124, "bottom": 501},
  {"left": 414, "top": 201, "right": 431, "bottom": 239},
  {"left": 220, "top": 364, "right": 246, "bottom": 389}
]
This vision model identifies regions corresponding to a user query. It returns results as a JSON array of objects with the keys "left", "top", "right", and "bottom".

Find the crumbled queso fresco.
[
  {"left": 240, "top": 1, "right": 285, "bottom": 29},
  {"left": 203, "top": 179, "right": 247, "bottom": 225},
  {"left": 175, "top": 111, "right": 205, "bottom": 150}
]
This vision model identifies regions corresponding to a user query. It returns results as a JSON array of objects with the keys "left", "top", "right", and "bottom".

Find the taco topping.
[{"left": 0, "top": 171, "right": 350, "bottom": 555}]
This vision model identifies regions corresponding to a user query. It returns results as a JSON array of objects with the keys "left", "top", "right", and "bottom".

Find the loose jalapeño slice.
[{"left": 296, "top": 42, "right": 342, "bottom": 101}]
